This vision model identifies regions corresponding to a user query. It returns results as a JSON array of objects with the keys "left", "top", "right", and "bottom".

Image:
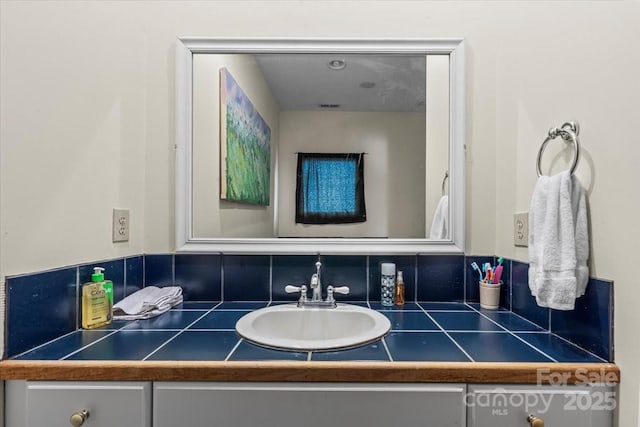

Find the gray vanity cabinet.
[
  {"left": 467, "top": 384, "right": 614, "bottom": 427},
  {"left": 153, "top": 382, "right": 467, "bottom": 427},
  {"left": 4, "top": 381, "right": 615, "bottom": 427},
  {"left": 5, "top": 381, "right": 152, "bottom": 427}
]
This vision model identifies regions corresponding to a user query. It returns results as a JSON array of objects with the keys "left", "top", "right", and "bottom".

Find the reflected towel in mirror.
[{"left": 429, "top": 195, "right": 449, "bottom": 239}]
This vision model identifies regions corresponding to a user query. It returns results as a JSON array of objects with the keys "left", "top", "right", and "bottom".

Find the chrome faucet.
[
  {"left": 310, "top": 261, "right": 323, "bottom": 302},
  {"left": 284, "top": 259, "right": 350, "bottom": 308}
]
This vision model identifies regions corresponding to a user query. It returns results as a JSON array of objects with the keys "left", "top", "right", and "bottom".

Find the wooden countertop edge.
[{"left": 0, "top": 360, "right": 619, "bottom": 384}]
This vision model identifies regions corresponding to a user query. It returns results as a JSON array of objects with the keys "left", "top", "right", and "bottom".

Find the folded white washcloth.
[
  {"left": 429, "top": 195, "right": 449, "bottom": 239},
  {"left": 528, "top": 171, "right": 589, "bottom": 310},
  {"left": 113, "top": 286, "right": 183, "bottom": 320}
]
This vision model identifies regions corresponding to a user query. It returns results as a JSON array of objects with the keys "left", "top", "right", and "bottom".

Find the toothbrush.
[
  {"left": 497, "top": 257, "right": 504, "bottom": 266},
  {"left": 470, "top": 262, "right": 483, "bottom": 281},
  {"left": 493, "top": 265, "right": 503, "bottom": 284},
  {"left": 483, "top": 263, "right": 492, "bottom": 282}
]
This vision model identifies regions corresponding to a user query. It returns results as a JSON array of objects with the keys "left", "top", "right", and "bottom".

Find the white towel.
[
  {"left": 528, "top": 171, "right": 589, "bottom": 310},
  {"left": 113, "top": 286, "right": 183, "bottom": 320},
  {"left": 429, "top": 195, "right": 449, "bottom": 239}
]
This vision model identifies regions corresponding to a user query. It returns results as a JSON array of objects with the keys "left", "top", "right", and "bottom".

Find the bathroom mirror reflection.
[{"left": 176, "top": 39, "right": 465, "bottom": 253}]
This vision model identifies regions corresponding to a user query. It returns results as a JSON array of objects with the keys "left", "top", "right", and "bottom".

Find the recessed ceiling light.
[
  {"left": 328, "top": 59, "right": 346, "bottom": 70},
  {"left": 359, "top": 82, "right": 376, "bottom": 89}
]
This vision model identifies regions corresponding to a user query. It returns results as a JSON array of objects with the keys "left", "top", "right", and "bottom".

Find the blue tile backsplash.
[
  {"left": 511, "top": 260, "right": 550, "bottom": 329},
  {"left": 417, "top": 255, "right": 465, "bottom": 301},
  {"left": 125, "top": 256, "right": 144, "bottom": 297},
  {"left": 3, "top": 253, "right": 614, "bottom": 362},
  {"left": 6, "top": 266, "right": 78, "bottom": 357},
  {"left": 144, "top": 254, "right": 174, "bottom": 286},
  {"left": 550, "top": 278, "right": 613, "bottom": 361},
  {"left": 174, "top": 254, "right": 221, "bottom": 301},
  {"left": 368, "top": 255, "right": 417, "bottom": 303},
  {"left": 222, "top": 255, "right": 270, "bottom": 301},
  {"left": 321, "top": 255, "right": 368, "bottom": 301}
]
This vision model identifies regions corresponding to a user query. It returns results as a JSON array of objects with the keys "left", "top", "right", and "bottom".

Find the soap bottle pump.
[
  {"left": 81, "top": 267, "right": 113, "bottom": 329},
  {"left": 394, "top": 271, "right": 405, "bottom": 306},
  {"left": 92, "top": 267, "right": 114, "bottom": 317}
]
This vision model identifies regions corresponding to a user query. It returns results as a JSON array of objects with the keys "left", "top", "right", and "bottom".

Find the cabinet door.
[
  {"left": 6, "top": 380, "right": 151, "bottom": 427},
  {"left": 154, "top": 382, "right": 466, "bottom": 427},
  {"left": 467, "top": 384, "right": 614, "bottom": 427}
]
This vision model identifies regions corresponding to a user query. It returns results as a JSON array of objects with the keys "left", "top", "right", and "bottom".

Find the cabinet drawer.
[
  {"left": 155, "top": 382, "right": 466, "bottom": 427},
  {"left": 6, "top": 381, "right": 151, "bottom": 427},
  {"left": 467, "top": 384, "right": 614, "bottom": 427}
]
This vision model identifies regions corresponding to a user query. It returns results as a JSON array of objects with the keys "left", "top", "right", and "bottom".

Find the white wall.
[
  {"left": 489, "top": 8, "right": 640, "bottom": 427},
  {"left": 0, "top": 2, "right": 147, "bottom": 278},
  {"left": 1, "top": 2, "right": 639, "bottom": 426},
  {"left": 278, "top": 111, "right": 425, "bottom": 238},
  {"left": 192, "top": 54, "right": 279, "bottom": 238}
]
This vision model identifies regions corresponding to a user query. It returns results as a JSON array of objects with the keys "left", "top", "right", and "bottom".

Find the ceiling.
[{"left": 254, "top": 54, "right": 426, "bottom": 113}]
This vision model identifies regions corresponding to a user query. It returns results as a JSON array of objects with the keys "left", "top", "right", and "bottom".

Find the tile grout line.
[
  {"left": 123, "top": 258, "right": 128, "bottom": 303},
  {"left": 463, "top": 255, "right": 467, "bottom": 303},
  {"left": 11, "top": 330, "right": 79, "bottom": 359},
  {"left": 365, "top": 255, "right": 369, "bottom": 305},
  {"left": 172, "top": 253, "right": 176, "bottom": 284},
  {"left": 381, "top": 336, "right": 394, "bottom": 362},
  {"left": 269, "top": 255, "right": 273, "bottom": 305},
  {"left": 503, "top": 308, "right": 549, "bottom": 331},
  {"left": 60, "top": 329, "right": 123, "bottom": 360},
  {"left": 509, "top": 259, "right": 513, "bottom": 311},
  {"left": 142, "top": 302, "right": 223, "bottom": 360},
  {"left": 472, "top": 282, "right": 604, "bottom": 362},
  {"left": 418, "top": 306, "right": 475, "bottom": 362},
  {"left": 470, "top": 306, "right": 558, "bottom": 363},
  {"left": 220, "top": 255, "right": 225, "bottom": 302},
  {"left": 549, "top": 332, "right": 608, "bottom": 362},
  {"left": 146, "top": 328, "right": 235, "bottom": 332},
  {"left": 224, "top": 338, "right": 244, "bottom": 361},
  {"left": 414, "top": 255, "right": 418, "bottom": 303},
  {"left": 75, "top": 267, "right": 80, "bottom": 329}
]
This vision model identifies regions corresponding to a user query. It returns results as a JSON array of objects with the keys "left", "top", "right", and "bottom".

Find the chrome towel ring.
[{"left": 536, "top": 121, "right": 580, "bottom": 177}]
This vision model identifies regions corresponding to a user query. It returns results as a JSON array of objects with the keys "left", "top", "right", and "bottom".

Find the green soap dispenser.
[{"left": 81, "top": 267, "right": 113, "bottom": 329}]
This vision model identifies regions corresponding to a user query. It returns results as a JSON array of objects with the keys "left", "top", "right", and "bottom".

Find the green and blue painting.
[{"left": 220, "top": 68, "right": 271, "bottom": 205}]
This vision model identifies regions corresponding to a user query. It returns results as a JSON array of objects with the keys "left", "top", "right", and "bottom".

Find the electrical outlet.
[
  {"left": 112, "top": 209, "right": 130, "bottom": 242},
  {"left": 514, "top": 212, "right": 528, "bottom": 247}
]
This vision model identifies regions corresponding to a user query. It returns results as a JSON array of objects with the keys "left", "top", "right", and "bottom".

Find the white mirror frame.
[{"left": 176, "top": 38, "right": 465, "bottom": 254}]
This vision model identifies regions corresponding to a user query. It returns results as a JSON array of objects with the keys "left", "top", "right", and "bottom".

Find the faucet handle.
[
  {"left": 331, "top": 286, "right": 350, "bottom": 295},
  {"left": 285, "top": 285, "right": 308, "bottom": 304},
  {"left": 285, "top": 285, "right": 302, "bottom": 293},
  {"left": 325, "top": 285, "right": 350, "bottom": 305}
]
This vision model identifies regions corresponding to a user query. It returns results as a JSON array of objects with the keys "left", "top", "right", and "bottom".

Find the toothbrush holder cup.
[{"left": 479, "top": 281, "right": 502, "bottom": 310}]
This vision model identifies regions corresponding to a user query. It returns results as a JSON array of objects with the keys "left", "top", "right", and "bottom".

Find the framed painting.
[{"left": 220, "top": 68, "right": 271, "bottom": 205}]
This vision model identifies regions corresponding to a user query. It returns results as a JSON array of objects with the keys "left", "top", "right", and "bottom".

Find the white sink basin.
[{"left": 235, "top": 303, "right": 391, "bottom": 351}]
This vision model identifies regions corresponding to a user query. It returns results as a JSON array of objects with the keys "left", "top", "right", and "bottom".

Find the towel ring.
[
  {"left": 536, "top": 121, "right": 580, "bottom": 177},
  {"left": 441, "top": 170, "right": 449, "bottom": 196}
]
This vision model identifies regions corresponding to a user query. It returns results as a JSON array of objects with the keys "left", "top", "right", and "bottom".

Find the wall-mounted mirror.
[{"left": 176, "top": 38, "right": 465, "bottom": 254}]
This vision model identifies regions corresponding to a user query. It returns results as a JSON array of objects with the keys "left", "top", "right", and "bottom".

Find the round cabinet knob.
[
  {"left": 70, "top": 410, "right": 90, "bottom": 427},
  {"left": 527, "top": 414, "right": 544, "bottom": 427}
]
